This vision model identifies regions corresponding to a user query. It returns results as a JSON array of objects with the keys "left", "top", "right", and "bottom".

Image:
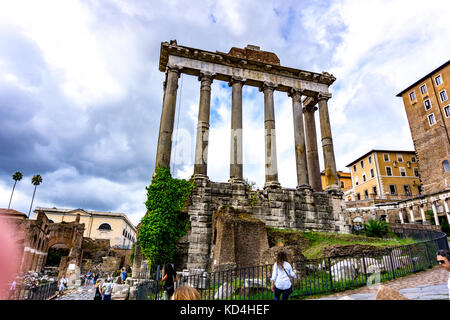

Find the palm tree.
[
  {"left": 28, "top": 174, "right": 43, "bottom": 218},
  {"left": 8, "top": 171, "right": 23, "bottom": 209}
]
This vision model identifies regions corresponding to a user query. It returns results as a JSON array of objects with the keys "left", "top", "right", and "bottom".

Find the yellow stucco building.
[
  {"left": 321, "top": 170, "right": 352, "bottom": 192},
  {"left": 346, "top": 150, "right": 421, "bottom": 201},
  {"left": 33, "top": 207, "right": 137, "bottom": 249}
]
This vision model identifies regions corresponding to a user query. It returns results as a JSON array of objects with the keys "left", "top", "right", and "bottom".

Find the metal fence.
[
  {"left": 136, "top": 228, "right": 449, "bottom": 300},
  {"left": 7, "top": 281, "right": 58, "bottom": 300}
]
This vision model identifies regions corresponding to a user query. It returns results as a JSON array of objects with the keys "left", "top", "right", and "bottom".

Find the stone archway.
[{"left": 47, "top": 214, "right": 85, "bottom": 284}]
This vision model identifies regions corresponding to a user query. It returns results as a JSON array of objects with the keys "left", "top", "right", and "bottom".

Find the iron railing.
[
  {"left": 7, "top": 281, "right": 58, "bottom": 300},
  {"left": 136, "top": 228, "right": 449, "bottom": 300}
]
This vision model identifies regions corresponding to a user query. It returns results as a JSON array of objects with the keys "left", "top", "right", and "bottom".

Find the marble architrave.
[{"left": 167, "top": 55, "right": 329, "bottom": 95}]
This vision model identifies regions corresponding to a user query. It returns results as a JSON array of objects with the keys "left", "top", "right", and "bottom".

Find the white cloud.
[{"left": 1, "top": 0, "right": 449, "bottom": 226}]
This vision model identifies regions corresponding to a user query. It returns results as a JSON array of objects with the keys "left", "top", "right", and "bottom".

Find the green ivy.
[{"left": 138, "top": 167, "right": 195, "bottom": 266}]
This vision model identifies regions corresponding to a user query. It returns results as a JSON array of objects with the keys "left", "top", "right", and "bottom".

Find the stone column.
[
  {"left": 260, "top": 82, "right": 281, "bottom": 189},
  {"left": 398, "top": 209, "right": 404, "bottom": 224},
  {"left": 317, "top": 93, "right": 339, "bottom": 192},
  {"left": 155, "top": 65, "right": 181, "bottom": 170},
  {"left": 420, "top": 205, "right": 426, "bottom": 224},
  {"left": 194, "top": 71, "right": 214, "bottom": 180},
  {"left": 229, "top": 76, "right": 245, "bottom": 184},
  {"left": 431, "top": 201, "right": 440, "bottom": 226},
  {"left": 303, "top": 101, "right": 322, "bottom": 191},
  {"left": 288, "top": 89, "right": 309, "bottom": 190},
  {"left": 384, "top": 209, "right": 389, "bottom": 223},
  {"left": 443, "top": 198, "right": 450, "bottom": 225},
  {"left": 409, "top": 206, "right": 415, "bottom": 223}
]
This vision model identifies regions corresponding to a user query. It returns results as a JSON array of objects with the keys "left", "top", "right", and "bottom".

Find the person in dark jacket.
[{"left": 161, "top": 263, "right": 178, "bottom": 300}]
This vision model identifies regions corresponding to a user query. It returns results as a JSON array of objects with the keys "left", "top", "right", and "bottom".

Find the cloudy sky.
[{"left": 1, "top": 0, "right": 449, "bottom": 226}]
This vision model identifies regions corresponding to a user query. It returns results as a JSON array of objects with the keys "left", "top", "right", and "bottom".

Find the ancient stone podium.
[{"left": 155, "top": 40, "right": 348, "bottom": 270}]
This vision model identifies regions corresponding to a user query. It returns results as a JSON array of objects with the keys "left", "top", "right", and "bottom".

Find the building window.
[
  {"left": 357, "top": 193, "right": 361, "bottom": 200},
  {"left": 428, "top": 113, "right": 436, "bottom": 126},
  {"left": 360, "top": 160, "right": 364, "bottom": 169},
  {"left": 370, "top": 168, "right": 375, "bottom": 178},
  {"left": 362, "top": 173, "right": 366, "bottom": 182},
  {"left": 340, "top": 181, "right": 345, "bottom": 188},
  {"left": 384, "top": 154, "right": 390, "bottom": 162},
  {"left": 364, "top": 190, "right": 369, "bottom": 200},
  {"left": 435, "top": 75, "right": 442, "bottom": 86},
  {"left": 420, "top": 84, "right": 427, "bottom": 95},
  {"left": 400, "top": 167, "right": 407, "bottom": 176},
  {"left": 409, "top": 91, "right": 416, "bottom": 102},
  {"left": 424, "top": 99, "right": 432, "bottom": 110},
  {"left": 445, "top": 105, "right": 450, "bottom": 118},
  {"left": 397, "top": 154, "right": 404, "bottom": 162},
  {"left": 353, "top": 165, "right": 357, "bottom": 172},
  {"left": 411, "top": 156, "right": 416, "bottom": 163},
  {"left": 443, "top": 160, "right": 450, "bottom": 172},
  {"left": 440, "top": 90, "right": 448, "bottom": 102},
  {"left": 386, "top": 166, "right": 393, "bottom": 176},
  {"left": 404, "top": 185, "right": 412, "bottom": 196},
  {"left": 368, "top": 156, "right": 372, "bottom": 164},
  {"left": 414, "top": 167, "right": 419, "bottom": 177},
  {"left": 98, "top": 223, "right": 112, "bottom": 231},
  {"left": 389, "top": 185, "right": 397, "bottom": 195},
  {"left": 355, "top": 176, "right": 359, "bottom": 186},
  {"left": 372, "top": 186, "right": 377, "bottom": 195}
]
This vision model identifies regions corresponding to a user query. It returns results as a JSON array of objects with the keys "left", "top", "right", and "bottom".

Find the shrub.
[{"left": 362, "top": 219, "right": 388, "bottom": 237}]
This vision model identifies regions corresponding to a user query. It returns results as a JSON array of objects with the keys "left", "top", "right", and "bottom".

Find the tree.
[
  {"left": 28, "top": 174, "right": 43, "bottom": 218},
  {"left": 8, "top": 171, "right": 23, "bottom": 209}
]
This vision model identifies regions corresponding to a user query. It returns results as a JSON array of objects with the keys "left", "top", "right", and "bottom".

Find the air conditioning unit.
[
  {"left": 406, "top": 161, "right": 411, "bottom": 168},
  {"left": 393, "top": 160, "right": 398, "bottom": 167}
]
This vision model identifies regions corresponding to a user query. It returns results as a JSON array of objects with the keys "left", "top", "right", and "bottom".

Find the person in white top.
[
  {"left": 270, "top": 251, "right": 297, "bottom": 300},
  {"left": 436, "top": 249, "right": 450, "bottom": 300}
]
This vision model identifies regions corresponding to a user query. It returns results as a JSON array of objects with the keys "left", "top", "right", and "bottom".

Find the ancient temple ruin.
[{"left": 155, "top": 40, "right": 350, "bottom": 271}]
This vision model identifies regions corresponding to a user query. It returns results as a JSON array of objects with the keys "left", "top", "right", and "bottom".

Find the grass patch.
[{"left": 266, "top": 227, "right": 417, "bottom": 259}]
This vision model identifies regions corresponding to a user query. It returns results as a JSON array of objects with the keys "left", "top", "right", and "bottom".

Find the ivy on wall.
[{"left": 138, "top": 167, "right": 195, "bottom": 266}]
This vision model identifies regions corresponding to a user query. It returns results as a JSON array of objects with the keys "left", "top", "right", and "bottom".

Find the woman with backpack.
[{"left": 270, "top": 251, "right": 297, "bottom": 300}]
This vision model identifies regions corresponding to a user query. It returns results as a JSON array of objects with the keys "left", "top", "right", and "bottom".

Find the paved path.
[
  {"left": 55, "top": 284, "right": 96, "bottom": 300},
  {"left": 313, "top": 266, "right": 449, "bottom": 300}
]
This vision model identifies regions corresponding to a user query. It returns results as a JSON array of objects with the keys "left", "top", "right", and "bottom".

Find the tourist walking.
[
  {"left": 93, "top": 279, "right": 103, "bottom": 301},
  {"left": 436, "top": 249, "right": 450, "bottom": 300},
  {"left": 270, "top": 251, "right": 297, "bottom": 300},
  {"left": 27, "top": 280, "right": 39, "bottom": 300},
  {"left": 8, "top": 280, "right": 16, "bottom": 300},
  {"left": 58, "top": 277, "right": 66, "bottom": 297},
  {"left": 93, "top": 273, "right": 99, "bottom": 286},
  {"left": 85, "top": 271, "right": 93, "bottom": 286},
  {"left": 121, "top": 268, "right": 127, "bottom": 284},
  {"left": 161, "top": 263, "right": 178, "bottom": 300},
  {"left": 102, "top": 278, "right": 113, "bottom": 300}
]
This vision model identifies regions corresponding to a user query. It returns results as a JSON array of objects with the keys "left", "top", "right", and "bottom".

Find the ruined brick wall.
[
  {"left": 185, "top": 181, "right": 350, "bottom": 271},
  {"left": 212, "top": 208, "right": 269, "bottom": 270}
]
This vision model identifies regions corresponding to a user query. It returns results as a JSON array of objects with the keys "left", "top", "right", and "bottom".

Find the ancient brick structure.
[{"left": 154, "top": 40, "right": 350, "bottom": 271}]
